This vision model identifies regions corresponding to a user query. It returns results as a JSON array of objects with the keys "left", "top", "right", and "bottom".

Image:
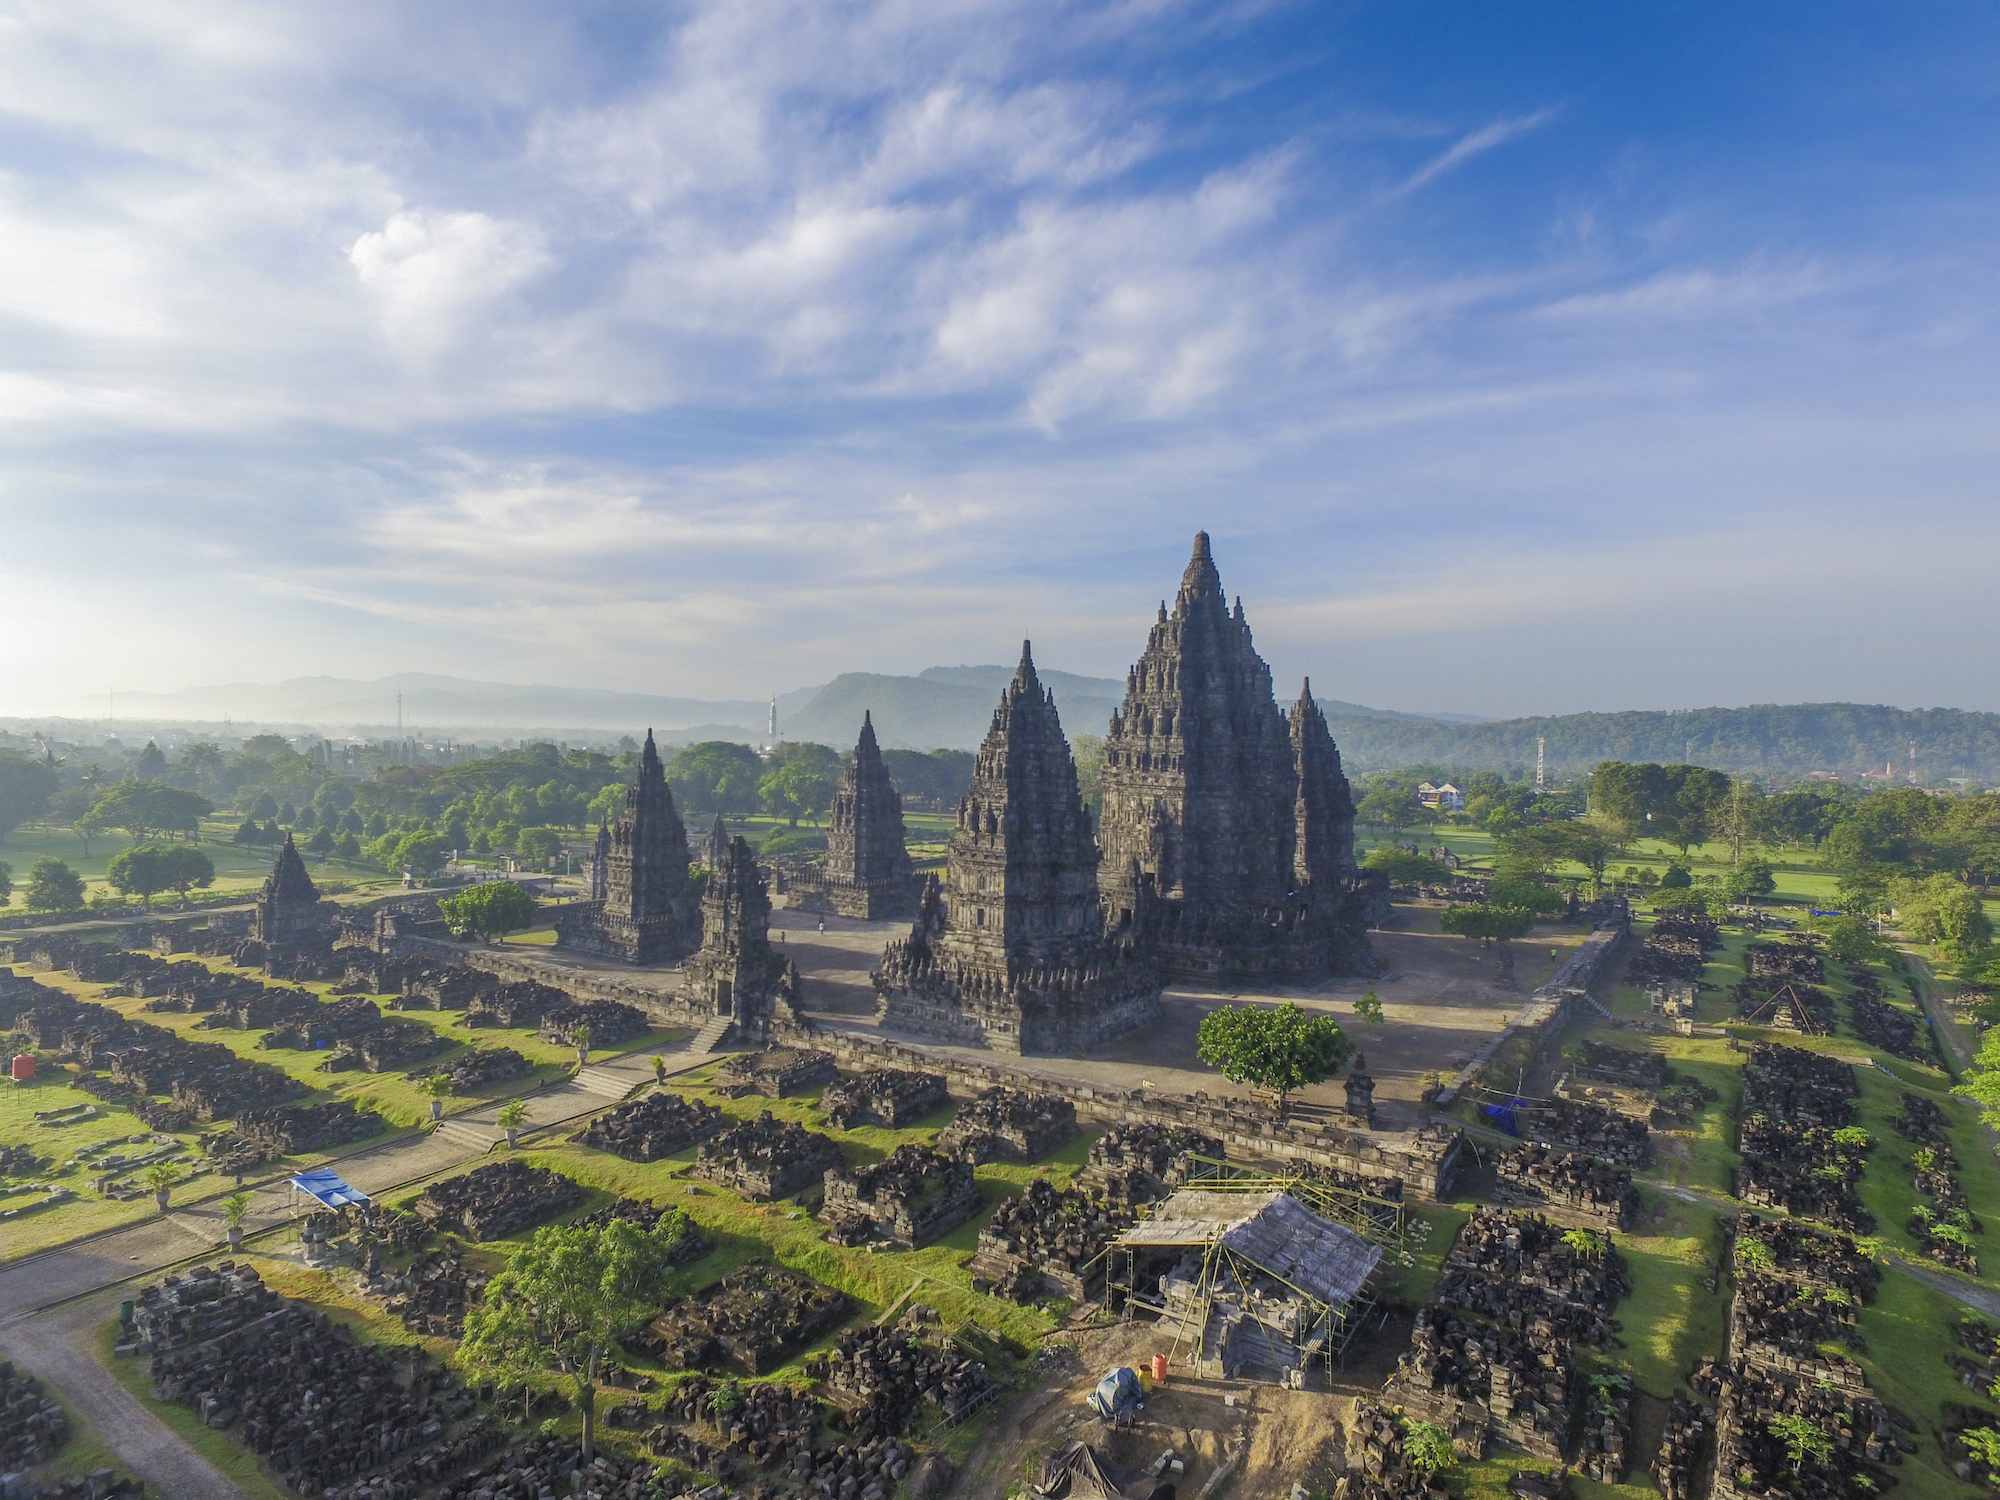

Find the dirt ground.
[
  {"left": 947, "top": 1318, "right": 1388, "bottom": 1499},
  {"left": 774, "top": 904, "right": 1585, "bottom": 1131}
]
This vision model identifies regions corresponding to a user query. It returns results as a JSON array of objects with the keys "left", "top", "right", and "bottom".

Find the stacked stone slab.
[
  {"left": 819, "top": 1315, "right": 996, "bottom": 1439},
  {"left": 226, "top": 1101, "right": 385, "bottom": 1157},
  {"left": 936, "top": 1085, "right": 1077, "bottom": 1164},
  {"left": 818, "top": 1068, "right": 949, "bottom": 1129},
  {"left": 319, "top": 1019, "right": 449, "bottom": 1073},
  {"left": 820, "top": 1143, "right": 979, "bottom": 1248},
  {"left": 536, "top": 999, "right": 647, "bottom": 1046},
  {"left": 968, "top": 1177, "right": 1129, "bottom": 1301},
  {"left": 466, "top": 979, "right": 567, "bottom": 1029},
  {"left": 552, "top": 730, "right": 700, "bottom": 964},
  {"left": 1097, "top": 534, "right": 1374, "bottom": 981},
  {"left": 874, "top": 644, "right": 1161, "bottom": 1054},
  {"left": 408, "top": 1048, "right": 531, "bottom": 1091},
  {"left": 125, "top": 1263, "right": 279, "bottom": 1354},
  {"left": 572, "top": 1092, "right": 724, "bottom": 1161},
  {"left": 1493, "top": 1144, "right": 1638, "bottom": 1231},
  {"left": 0, "top": 1362, "right": 69, "bottom": 1471},
  {"left": 679, "top": 837, "right": 801, "bottom": 1037},
  {"left": 816, "top": 714, "right": 917, "bottom": 919},
  {"left": 692, "top": 1112, "right": 841, "bottom": 1200},
  {"left": 259, "top": 995, "right": 383, "bottom": 1050},
  {"left": 714, "top": 1046, "right": 835, "bottom": 1098},
  {"left": 1076, "top": 1123, "right": 1220, "bottom": 1206},
  {"left": 645, "top": 1264, "right": 845, "bottom": 1375},
  {"left": 414, "top": 1160, "right": 583, "bottom": 1241}
]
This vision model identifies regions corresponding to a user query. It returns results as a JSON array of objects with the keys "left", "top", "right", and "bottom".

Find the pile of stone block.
[
  {"left": 935, "top": 1086, "right": 1076, "bottom": 1164},
  {"left": 818, "top": 1310, "right": 996, "bottom": 1440},
  {"left": 817, "top": 1067, "right": 948, "bottom": 1128},
  {"left": 465, "top": 980, "right": 567, "bottom": 1029},
  {"left": 1627, "top": 915, "right": 1718, "bottom": 984},
  {"left": 1691, "top": 1354, "right": 1898, "bottom": 1500},
  {"left": 149, "top": 1304, "right": 486, "bottom": 1500},
  {"left": 535, "top": 1000, "right": 648, "bottom": 1047},
  {"left": 122, "top": 1262, "right": 279, "bottom": 1355},
  {"left": 1846, "top": 970, "right": 1930, "bottom": 1063},
  {"left": 1575, "top": 1373, "right": 1632, "bottom": 1487},
  {"left": 0, "top": 1146, "right": 49, "bottom": 1178},
  {"left": 194, "top": 983, "right": 323, "bottom": 1032},
  {"left": 643, "top": 1375, "right": 816, "bottom": 1481},
  {"left": 1570, "top": 1040, "right": 1670, "bottom": 1088},
  {"left": 1521, "top": 1097, "right": 1649, "bottom": 1168},
  {"left": 1385, "top": 1305, "right": 1579, "bottom": 1464},
  {"left": 318, "top": 1020, "right": 449, "bottom": 1073},
  {"left": 373, "top": 1244, "right": 488, "bottom": 1338},
  {"left": 644, "top": 1264, "right": 845, "bottom": 1375},
  {"left": 407, "top": 1048, "right": 532, "bottom": 1092},
  {"left": 231, "top": 1101, "right": 385, "bottom": 1157},
  {"left": 1649, "top": 1392, "right": 1713, "bottom": 1500},
  {"left": 1341, "top": 1398, "right": 1452, "bottom": 1500},
  {"left": 819, "top": 1143, "right": 979, "bottom": 1249},
  {"left": 1433, "top": 1209, "right": 1630, "bottom": 1349},
  {"left": 1747, "top": 939, "right": 1825, "bottom": 983},
  {"left": 396, "top": 964, "right": 492, "bottom": 1011},
  {"left": 1076, "top": 1124, "right": 1220, "bottom": 1206},
  {"left": 430, "top": 1433, "right": 690, "bottom": 1500},
  {"left": 572, "top": 1091, "right": 723, "bottom": 1162},
  {"left": 1893, "top": 1092, "right": 1979, "bottom": 1272},
  {"left": 715, "top": 1047, "right": 837, "bottom": 1099},
  {"left": 691, "top": 1112, "right": 841, "bottom": 1200},
  {"left": 1736, "top": 1042, "right": 1873, "bottom": 1232},
  {"left": 0, "top": 1362, "right": 69, "bottom": 1471},
  {"left": 260, "top": 996, "right": 383, "bottom": 1050},
  {"left": 1493, "top": 1144, "right": 1638, "bottom": 1231},
  {"left": 413, "top": 1160, "right": 583, "bottom": 1242},
  {"left": 967, "top": 1177, "right": 1129, "bottom": 1302}
]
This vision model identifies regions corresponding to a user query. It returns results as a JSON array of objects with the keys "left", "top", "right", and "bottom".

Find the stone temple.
[
  {"left": 818, "top": 713, "right": 916, "bottom": 919},
  {"left": 1098, "top": 533, "right": 1375, "bottom": 980},
  {"left": 874, "top": 644, "right": 1160, "bottom": 1054},
  {"left": 553, "top": 730, "right": 700, "bottom": 965},
  {"left": 681, "top": 831, "right": 800, "bottom": 1038},
  {"left": 252, "top": 834, "right": 322, "bottom": 949}
]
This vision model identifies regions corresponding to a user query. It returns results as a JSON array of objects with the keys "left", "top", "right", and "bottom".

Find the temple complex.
[
  {"left": 682, "top": 831, "right": 801, "bottom": 1038},
  {"left": 873, "top": 644, "right": 1159, "bottom": 1054},
  {"left": 1097, "top": 533, "right": 1374, "bottom": 979},
  {"left": 817, "top": 713, "right": 916, "bottom": 919},
  {"left": 553, "top": 730, "right": 700, "bottom": 964},
  {"left": 252, "top": 834, "right": 322, "bottom": 948}
]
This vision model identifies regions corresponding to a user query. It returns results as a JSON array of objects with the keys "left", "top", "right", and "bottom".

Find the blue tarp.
[
  {"left": 290, "top": 1168, "right": 369, "bottom": 1209},
  {"left": 1483, "top": 1098, "right": 1525, "bottom": 1136}
]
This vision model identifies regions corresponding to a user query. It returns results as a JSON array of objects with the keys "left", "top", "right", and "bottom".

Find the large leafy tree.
[
  {"left": 88, "top": 782, "right": 212, "bottom": 840},
  {"left": 0, "top": 751, "right": 60, "bottom": 843},
  {"left": 1195, "top": 1002, "right": 1354, "bottom": 1117},
  {"left": 759, "top": 757, "right": 838, "bottom": 827},
  {"left": 666, "top": 741, "right": 766, "bottom": 815},
  {"left": 439, "top": 881, "right": 540, "bottom": 939},
  {"left": 1588, "top": 762, "right": 1730, "bottom": 855},
  {"left": 458, "top": 1216, "right": 697, "bottom": 1462},
  {"left": 106, "top": 846, "right": 170, "bottom": 906},
  {"left": 1499, "top": 821, "right": 1626, "bottom": 896},
  {"left": 23, "top": 857, "right": 85, "bottom": 912}
]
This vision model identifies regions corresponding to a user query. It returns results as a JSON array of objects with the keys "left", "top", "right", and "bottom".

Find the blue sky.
[{"left": 3, "top": 1, "right": 1999, "bottom": 719}]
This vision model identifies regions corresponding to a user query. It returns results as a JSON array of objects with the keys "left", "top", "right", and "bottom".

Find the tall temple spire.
[
  {"left": 552, "top": 725, "right": 700, "bottom": 964},
  {"left": 874, "top": 655, "right": 1158, "bottom": 1054},
  {"left": 817, "top": 712, "right": 916, "bottom": 919}
]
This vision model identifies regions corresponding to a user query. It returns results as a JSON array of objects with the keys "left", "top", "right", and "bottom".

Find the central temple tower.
[{"left": 1098, "top": 533, "right": 1372, "bottom": 978}]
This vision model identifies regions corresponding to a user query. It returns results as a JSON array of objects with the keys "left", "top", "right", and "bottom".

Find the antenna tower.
[
  {"left": 1536, "top": 736, "right": 1547, "bottom": 792},
  {"left": 769, "top": 695, "right": 778, "bottom": 743}
]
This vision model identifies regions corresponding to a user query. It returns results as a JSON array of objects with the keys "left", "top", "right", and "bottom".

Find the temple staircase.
[{"left": 686, "top": 1016, "right": 735, "bottom": 1055}]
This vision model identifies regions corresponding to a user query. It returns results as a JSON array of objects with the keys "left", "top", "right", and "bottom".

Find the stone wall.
[{"left": 778, "top": 1018, "right": 1462, "bottom": 1201}]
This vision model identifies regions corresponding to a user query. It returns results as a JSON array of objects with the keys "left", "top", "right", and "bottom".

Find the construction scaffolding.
[
  {"left": 1178, "top": 1153, "right": 1411, "bottom": 1252},
  {"left": 1108, "top": 1189, "right": 1384, "bottom": 1387}
]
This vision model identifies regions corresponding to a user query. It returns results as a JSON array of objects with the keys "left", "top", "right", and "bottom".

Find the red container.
[
  {"left": 1151, "top": 1354, "right": 1168, "bottom": 1383},
  {"left": 11, "top": 1053, "right": 34, "bottom": 1082}
]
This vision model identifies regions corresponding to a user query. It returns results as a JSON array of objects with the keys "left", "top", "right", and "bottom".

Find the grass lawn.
[{"left": 1851, "top": 1268, "right": 1996, "bottom": 1499}]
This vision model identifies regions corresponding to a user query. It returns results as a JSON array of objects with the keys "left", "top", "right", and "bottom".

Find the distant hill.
[{"left": 1319, "top": 703, "right": 2000, "bottom": 780}]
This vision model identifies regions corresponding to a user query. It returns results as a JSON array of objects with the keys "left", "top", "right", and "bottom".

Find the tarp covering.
[
  {"left": 290, "top": 1168, "right": 369, "bottom": 1208},
  {"left": 1036, "top": 1441, "right": 1174, "bottom": 1500},
  {"left": 1112, "top": 1189, "right": 1383, "bottom": 1307}
]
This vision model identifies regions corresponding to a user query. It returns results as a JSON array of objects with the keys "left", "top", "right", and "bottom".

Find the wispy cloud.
[{"left": 1394, "top": 107, "right": 1562, "bottom": 196}]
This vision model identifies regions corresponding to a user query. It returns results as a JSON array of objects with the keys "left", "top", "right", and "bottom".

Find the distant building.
[{"left": 1416, "top": 782, "right": 1464, "bottom": 813}]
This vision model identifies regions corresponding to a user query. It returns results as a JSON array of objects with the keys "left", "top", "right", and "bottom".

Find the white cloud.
[{"left": 349, "top": 210, "right": 551, "bottom": 360}]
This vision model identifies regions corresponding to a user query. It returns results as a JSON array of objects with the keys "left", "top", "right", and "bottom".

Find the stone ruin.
[
  {"left": 1342, "top": 1397, "right": 1465, "bottom": 1500},
  {"left": 1845, "top": 966, "right": 1933, "bottom": 1064},
  {"left": 0, "top": 1361, "right": 70, "bottom": 1472},
  {"left": 714, "top": 1047, "right": 836, "bottom": 1099},
  {"left": 817, "top": 1067, "right": 948, "bottom": 1130},
  {"left": 815, "top": 1309, "right": 998, "bottom": 1440},
  {"left": 1519, "top": 1096, "right": 1649, "bottom": 1168},
  {"left": 319, "top": 1019, "right": 450, "bottom": 1074},
  {"left": 121, "top": 1262, "right": 280, "bottom": 1356},
  {"left": 968, "top": 1177, "right": 1129, "bottom": 1302},
  {"left": 1747, "top": 938, "right": 1826, "bottom": 984},
  {"left": 1570, "top": 1039, "right": 1671, "bottom": 1089},
  {"left": 935, "top": 1086, "right": 1076, "bottom": 1164},
  {"left": 433, "top": 1433, "right": 698, "bottom": 1500},
  {"left": 638, "top": 1375, "right": 924, "bottom": 1499},
  {"left": 206, "top": 1101, "right": 385, "bottom": 1170},
  {"left": 678, "top": 830, "right": 802, "bottom": 1040},
  {"left": 1433, "top": 1209, "right": 1630, "bottom": 1349},
  {"left": 252, "top": 835, "right": 325, "bottom": 950},
  {"left": 83, "top": 1018, "right": 308, "bottom": 1123},
  {"left": 641, "top": 1263, "right": 846, "bottom": 1375},
  {"left": 0, "top": 1145, "right": 48, "bottom": 1178},
  {"left": 820, "top": 1143, "right": 980, "bottom": 1249},
  {"left": 536, "top": 1000, "right": 648, "bottom": 1047},
  {"left": 396, "top": 964, "right": 492, "bottom": 1011},
  {"left": 873, "top": 645, "right": 1162, "bottom": 1055},
  {"left": 1627, "top": 912, "right": 1718, "bottom": 989},
  {"left": 553, "top": 730, "right": 702, "bottom": 966},
  {"left": 465, "top": 980, "right": 568, "bottom": 1030},
  {"left": 1732, "top": 976, "right": 1835, "bottom": 1034},
  {"left": 1735, "top": 1042, "right": 1873, "bottom": 1232},
  {"left": 1651, "top": 1391, "right": 1712, "bottom": 1500},
  {"left": 148, "top": 1299, "right": 493, "bottom": 1500},
  {"left": 408, "top": 1047, "right": 532, "bottom": 1092},
  {"left": 1493, "top": 1144, "right": 1638, "bottom": 1232},
  {"left": 260, "top": 995, "right": 384, "bottom": 1050},
  {"left": 571, "top": 1091, "right": 724, "bottom": 1162},
  {"left": 195, "top": 983, "right": 323, "bottom": 1032},
  {"left": 691, "top": 1112, "right": 842, "bottom": 1201},
  {"left": 819, "top": 716, "right": 918, "bottom": 920},
  {"left": 1343, "top": 1052, "right": 1377, "bottom": 1126},
  {"left": 413, "top": 1160, "right": 584, "bottom": 1242},
  {"left": 1893, "top": 1091, "right": 1979, "bottom": 1273},
  {"left": 1075, "top": 1123, "right": 1221, "bottom": 1207},
  {"left": 371, "top": 1243, "right": 488, "bottom": 1338},
  {"left": 1575, "top": 1373, "right": 1633, "bottom": 1488},
  {"left": 569, "top": 1198, "right": 710, "bottom": 1265}
]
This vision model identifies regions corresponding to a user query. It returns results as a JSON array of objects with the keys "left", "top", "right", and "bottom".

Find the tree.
[
  {"left": 1766, "top": 1413, "right": 1833, "bottom": 1476},
  {"left": 1353, "top": 990, "right": 1384, "bottom": 1026},
  {"left": 1501, "top": 821, "right": 1626, "bottom": 895},
  {"left": 517, "top": 827, "right": 563, "bottom": 865},
  {"left": 389, "top": 832, "right": 450, "bottom": 876},
  {"left": 759, "top": 760, "right": 836, "bottom": 827},
  {"left": 88, "top": 782, "right": 212, "bottom": 841},
  {"left": 1758, "top": 788, "right": 1841, "bottom": 850},
  {"left": 1820, "top": 915, "right": 1889, "bottom": 965},
  {"left": 1488, "top": 872, "right": 1568, "bottom": 918},
  {"left": 1402, "top": 1419, "right": 1455, "bottom": 1476},
  {"left": 1962, "top": 1426, "right": 2000, "bottom": 1477},
  {"left": 666, "top": 741, "right": 767, "bottom": 816},
  {"left": 0, "top": 860, "right": 10, "bottom": 904},
  {"left": 1195, "top": 1003, "right": 1354, "bottom": 1117},
  {"left": 1359, "top": 780, "right": 1421, "bottom": 837},
  {"left": 1956, "top": 1021, "right": 2000, "bottom": 1128},
  {"left": 106, "top": 846, "right": 173, "bottom": 907},
  {"left": 157, "top": 845, "right": 215, "bottom": 900},
  {"left": 1438, "top": 904, "right": 1536, "bottom": 946},
  {"left": 1895, "top": 873, "right": 1993, "bottom": 961},
  {"left": 459, "top": 1217, "right": 699, "bottom": 1463},
  {"left": 1588, "top": 761, "right": 1729, "bottom": 854},
  {"left": 306, "top": 826, "right": 336, "bottom": 857},
  {"left": 1723, "top": 857, "right": 1777, "bottom": 905},
  {"left": 24, "top": 857, "right": 85, "bottom": 912},
  {"left": 439, "top": 881, "right": 540, "bottom": 940},
  {"left": 1360, "top": 848, "right": 1449, "bottom": 885},
  {"left": 0, "top": 750, "right": 60, "bottom": 842}
]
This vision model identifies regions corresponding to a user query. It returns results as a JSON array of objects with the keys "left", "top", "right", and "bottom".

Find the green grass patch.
[
  {"left": 1615, "top": 1190, "right": 1729, "bottom": 1397},
  {"left": 1852, "top": 1267, "right": 1998, "bottom": 1499}
]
